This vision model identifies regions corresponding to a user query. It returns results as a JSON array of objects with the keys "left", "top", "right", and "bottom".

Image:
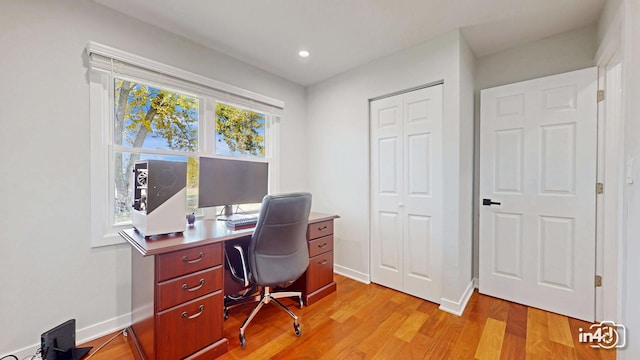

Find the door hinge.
[
  {"left": 595, "top": 275, "right": 603, "bottom": 287},
  {"left": 597, "top": 90, "right": 605, "bottom": 102},
  {"left": 596, "top": 182, "right": 604, "bottom": 194}
]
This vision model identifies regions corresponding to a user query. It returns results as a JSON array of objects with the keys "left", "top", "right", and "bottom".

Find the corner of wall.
[
  {"left": 597, "top": 0, "right": 624, "bottom": 44},
  {"left": 439, "top": 279, "right": 475, "bottom": 316}
]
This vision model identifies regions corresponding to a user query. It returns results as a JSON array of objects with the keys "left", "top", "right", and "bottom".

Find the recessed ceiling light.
[{"left": 298, "top": 50, "right": 310, "bottom": 58}]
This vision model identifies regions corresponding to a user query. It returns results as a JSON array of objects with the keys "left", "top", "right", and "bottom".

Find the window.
[
  {"left": 114, "top": 78, "right": 200, "bottom": 224},
  {"left": 215, "top": 103, "right": 265, "bottom": 158},
  {"left": 88, "top": 42, "right": 283, "bottom": 246}
]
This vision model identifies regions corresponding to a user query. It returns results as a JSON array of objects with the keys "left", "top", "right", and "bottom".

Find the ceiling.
[{"left": 94, "top": 0, "right": 605, "bottom": 87}]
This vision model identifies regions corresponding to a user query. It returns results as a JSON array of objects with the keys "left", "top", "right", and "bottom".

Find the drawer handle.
[
  {"left": 317, "top": 225, "right": 328, "bottom": 231},
  {"left": 182, "top": 279, "right": 205, "bottom": 292},
  {"left": 181, "top": 252, "right": 205, "bottom": 264},
  {"left": 318, "top": 243, "right": 328, "bottom": 249},
  {"left": 318, "top": 259, "right": 328, "bottom": 265},
  {"left": 182, "top": 305, "right": 205, "bottom": 319}
]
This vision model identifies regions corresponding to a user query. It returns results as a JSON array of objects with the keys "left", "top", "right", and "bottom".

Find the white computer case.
[{"left": 131, "top": 160, "right": 187, "bottom": 237}]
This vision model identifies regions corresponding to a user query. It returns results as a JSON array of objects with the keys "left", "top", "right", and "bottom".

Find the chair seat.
[{"left": 222, "top": 192, "right": 312, "bottom": 349}]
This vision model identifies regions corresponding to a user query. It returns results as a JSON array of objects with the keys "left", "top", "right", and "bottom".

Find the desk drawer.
[
  {"left": 156, "top": 291, "right": 223, "bottom": 360},
  {"left": 308, "top": 235, "right": 333, "bottom": 258},
  {"left": 157, "top": 266, "right": 222, "bottom": 311},
  {"left": 307, "top": 251, "right": 334, "bottom": 292},
  {"left": 157, "top": 243, "right": 222, "bottom": 282},
  {"left": 307, "top": 220, "right": 333, "bottom": 240}
]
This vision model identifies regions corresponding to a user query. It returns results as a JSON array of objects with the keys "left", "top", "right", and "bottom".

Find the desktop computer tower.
[{"left": 132, "top": 159, "right": 187, "bottom": 237}]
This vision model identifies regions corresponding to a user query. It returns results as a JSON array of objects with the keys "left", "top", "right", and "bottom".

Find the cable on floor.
[{"left": 84, "top": 329, "right": 126, "bottom": 359}]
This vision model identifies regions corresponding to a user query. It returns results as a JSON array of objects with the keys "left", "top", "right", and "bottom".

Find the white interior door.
[
  {"left": 479, "top": 67, "right": 598, "bottom": 321},
  {"left": 371, "top": 94, "right": 403, "bottom": 289},
  {"left": 371, "top": 85, "right": 442, "bottom": 303}
]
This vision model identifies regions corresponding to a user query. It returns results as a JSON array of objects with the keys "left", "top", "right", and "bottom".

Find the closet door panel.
[{"left": 371, "top": 85, "right": 443, "bottom": 303}]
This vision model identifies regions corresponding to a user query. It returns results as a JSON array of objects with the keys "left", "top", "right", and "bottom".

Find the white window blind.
[{"left": 86, "top": 41, "right": 284, "bottom": 115}]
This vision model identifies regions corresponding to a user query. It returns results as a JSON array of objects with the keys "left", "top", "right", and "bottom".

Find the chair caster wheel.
[
  {"left": 240, "top": 333, "right": 247, "bottom": 349},
  {"left": 223, "top": 308, "right": 229, "bottom": 320},
  {"left": 294, "top": 322, "right": 302, "bottom": 336}
]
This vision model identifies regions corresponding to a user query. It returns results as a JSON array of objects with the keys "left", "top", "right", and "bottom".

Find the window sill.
[{"left": 91, "top": 229, "right": 128, "bottom": 248}]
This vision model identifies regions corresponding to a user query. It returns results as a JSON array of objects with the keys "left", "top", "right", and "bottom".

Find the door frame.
[
  {"left": 478, "top": 68, "right": 598, "bottom": 321},
  {"left": 594, "top": 6, "right": 624, "bottom": 323},
  {"left": 368, "top": 81, "right": 444, "bottom": 292}
]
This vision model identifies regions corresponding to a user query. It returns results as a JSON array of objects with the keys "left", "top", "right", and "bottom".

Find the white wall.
[
  {"left": 0, "top": 0, "right": 307, "bottom": 356},
  {"left": 457, "top": 35, "right": 476, "bottom": 298},
  {"left": 0, "top": 0, "right": 628, "bottom": 356},
  {"left": 472, "top": 25, "right": 598, "bottom": 278},
  {"left": 598, "top": 0, "right": 623, "bottom": 43},
  {"left": 475, "top": 25, "right": 598, "bottom": 90},
  {"left": 307, "top": 30, "right": 474, "bottom": 307},
  {"left": 618, "top": 1, "right": 640, "bottom": 358}
]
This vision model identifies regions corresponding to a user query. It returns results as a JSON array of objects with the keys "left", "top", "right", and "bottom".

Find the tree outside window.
[
  {"left": 215, "top": 103, "right": 265, "bottom": 158},
  {"left": 112, "top": 80, "right": 268, "bottom": 224},
  {"left": 113, "top": 79, "right": 199, "bottom": 224}
]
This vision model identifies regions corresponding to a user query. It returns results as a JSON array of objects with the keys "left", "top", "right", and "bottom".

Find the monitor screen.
[
  {"left": 198, "top": 157, "right": 268, "bottom": 209},
  {"left": 41, "top": 319, "right": 76, "bottom": 360}
]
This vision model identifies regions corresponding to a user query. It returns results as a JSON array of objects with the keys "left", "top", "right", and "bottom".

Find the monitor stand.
[
  {"left": 217, "top": 205, "right": 237, "bottom": 221},
  {"left": 215, "top": 205, "right": 259, "bottom": 221},
  {"left": 52, "top": 346, "right": 92, "bottom": 360}
]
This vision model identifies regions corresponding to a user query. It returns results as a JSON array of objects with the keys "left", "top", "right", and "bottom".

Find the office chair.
[{"left": 224, "top": 192, "right": 312, "bottom": 349}]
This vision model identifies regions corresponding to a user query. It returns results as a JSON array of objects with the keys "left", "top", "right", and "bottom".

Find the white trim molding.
[
  {"left": 593, "top": 3, "right": 624, "bottom": 324},
  {"left": 89, "top": 70, "right": 127, "bottom": 247},
  {"left": 334, "top": 265, "right": 371, "bottom": 284},
  {"left": 439, "top": 280, "right": 475, "bottom": 316},
  {"left": 86, "top": 41, "right": 284, "bottom": 110},
  {"left": 8, "top": 313, "right": 131, "bottom": 360},
  {"left": 76, "top": 313, "right": 131, "bottom": 344}
]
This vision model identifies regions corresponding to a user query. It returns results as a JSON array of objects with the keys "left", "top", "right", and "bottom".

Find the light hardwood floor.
[{"left": 81, "top": 275, "right": 616, "bottom": 359}]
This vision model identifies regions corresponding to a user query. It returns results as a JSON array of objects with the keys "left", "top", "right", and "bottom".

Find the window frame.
[{"left": 88, "top": 42, "right": 282, "bottom": 247}]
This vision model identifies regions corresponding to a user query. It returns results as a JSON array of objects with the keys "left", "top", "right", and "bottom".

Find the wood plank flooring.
[{"left": 81, "top": 275, "right": 616, "bottom": 359}]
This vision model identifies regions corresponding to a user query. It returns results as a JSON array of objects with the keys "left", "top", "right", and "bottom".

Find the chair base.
[{"left": 228, "top": 286, "right": 303, "bottom": 349}]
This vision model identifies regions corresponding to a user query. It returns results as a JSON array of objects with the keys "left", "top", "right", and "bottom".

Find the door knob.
[{"left": 482, "top": 198, "right": 501, "bottom": 206}]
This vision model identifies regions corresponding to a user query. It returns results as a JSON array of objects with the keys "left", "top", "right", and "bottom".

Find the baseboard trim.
[
  {"left": 334, "top": 265, "right": 370, "bottom": 284},
  {"left": 8, "top": 343, "right": 41, "bottom": 360},
  {"left": 473, "top": 277, "right": 479, "bottom": 289},
  {"left": 7, "top": 313, "right": 131, "bottom": 359},
  {"left": 77, "top": 313, "right": 131, "bottom": 344},
  {"left": 439, "top": 279, "right": 475, "bottom": 316}
]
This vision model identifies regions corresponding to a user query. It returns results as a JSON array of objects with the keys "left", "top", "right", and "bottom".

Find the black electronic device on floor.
[{"left": 40, "top": 319, "right": 92, "bottom": 360}]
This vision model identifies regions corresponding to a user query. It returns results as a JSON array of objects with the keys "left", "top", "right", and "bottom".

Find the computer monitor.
[
  {"left": 198, "top": 157, "right": 268, "bottom": 215},
  {"left": 40, "top": 319, "right": 92, "bottom": 360}
]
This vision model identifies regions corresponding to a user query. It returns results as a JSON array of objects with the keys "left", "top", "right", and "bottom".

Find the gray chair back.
[{"left": 249, "top": 192, "right": 312, "bottom": 286}]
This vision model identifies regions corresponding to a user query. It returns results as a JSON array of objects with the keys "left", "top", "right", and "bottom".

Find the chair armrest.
[{"left": 233, "top": 245, "right": 250, "bottom": 287}]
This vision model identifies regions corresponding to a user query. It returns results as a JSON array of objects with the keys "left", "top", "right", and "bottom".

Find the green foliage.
[
  {"left": 187, "top": 157, "right": 199, "bottom": 187},
  {"left": 112, "top": 80, "right": 267, "bottom": 223},
  {"left": 113, "top": 79, "right": 199, "bottom": 222},
  {"left": 215, "top": 103, "right": 265, "bottom": 156},
  {"left": 115, "top": 79, "right": 198, "bottom": 151}
]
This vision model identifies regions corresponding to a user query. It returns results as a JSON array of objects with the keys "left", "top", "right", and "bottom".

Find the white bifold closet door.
[
  {"left": 479, "top": 67, "right": 597, "bottom": 321},
  {"left": 370, "top": 84, "right": 443, "bottom": 303}
]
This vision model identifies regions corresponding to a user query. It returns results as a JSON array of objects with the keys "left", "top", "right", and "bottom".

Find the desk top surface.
[{"left": 120, "top": 212, "right": 339, "bottom": 256}]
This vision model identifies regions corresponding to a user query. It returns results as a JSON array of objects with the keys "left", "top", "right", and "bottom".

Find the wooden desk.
[{"left": 120, "top": 212, "right": 338, "bottom": 360}]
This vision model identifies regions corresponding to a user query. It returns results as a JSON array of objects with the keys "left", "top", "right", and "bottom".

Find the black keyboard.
[{"left": 226, "top": 215, "right": 258, "bottom": 229}]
